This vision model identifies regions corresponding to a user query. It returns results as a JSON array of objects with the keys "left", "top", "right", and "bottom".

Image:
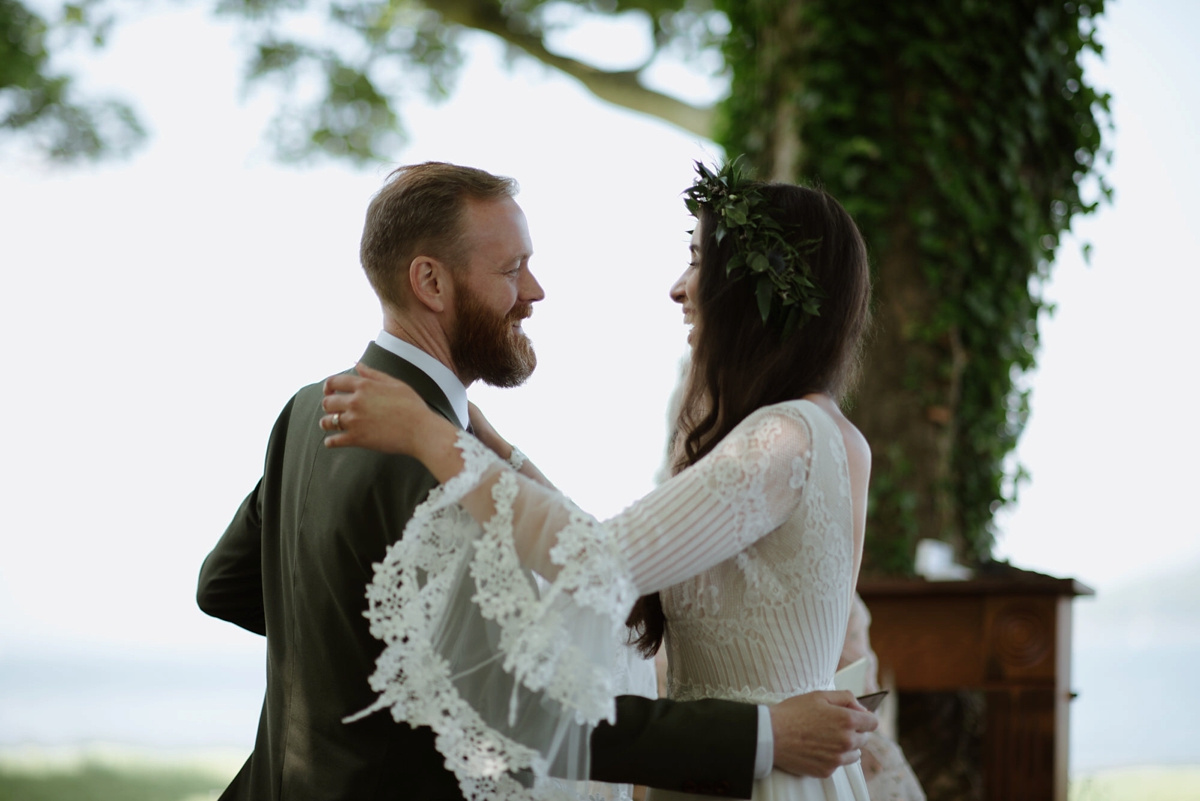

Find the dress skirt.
[{"left": 648, "top": 761, "right": 871, "bottom": 801}]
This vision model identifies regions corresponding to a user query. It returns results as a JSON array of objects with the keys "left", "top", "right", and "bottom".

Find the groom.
[{"left": 197, "top": 162, "right": 876, "bottom": 800}]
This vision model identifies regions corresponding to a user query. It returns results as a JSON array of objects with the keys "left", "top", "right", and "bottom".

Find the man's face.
[{"left": 449, "top": 196, "right": 544, "bottom": 387}]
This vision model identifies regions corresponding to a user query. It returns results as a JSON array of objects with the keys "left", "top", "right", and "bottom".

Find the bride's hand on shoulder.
[
  {"left": 321, "top": 363, "right": 443, "bottom": 455},
  {"left": 467, "top": 402, "right": 513, "bottom": 461}
]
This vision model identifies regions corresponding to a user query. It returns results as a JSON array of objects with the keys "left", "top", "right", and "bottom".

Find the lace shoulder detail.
[
  {"left": 701, "top": 402, "right": 816, "bottom": 554},
  {"left": 609, "top": 401, "right": 821, "bottom": 596}
]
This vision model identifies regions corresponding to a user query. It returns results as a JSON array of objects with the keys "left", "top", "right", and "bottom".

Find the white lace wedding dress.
[{"left": 352, "top": 399, "right": 868, "bottom": 801}]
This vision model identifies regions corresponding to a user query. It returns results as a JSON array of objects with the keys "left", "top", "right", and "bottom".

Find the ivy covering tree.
[
  {"left": 716, "top": 0, "right": 1110, "bottom": 573},
  {"left": 0, "top": 0, "right": 143, "bottom": 159},
  {"left": 215, "top": 0, "right": 1109, "bottom": 579}
]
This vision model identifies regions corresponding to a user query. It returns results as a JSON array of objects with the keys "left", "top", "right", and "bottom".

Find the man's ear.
[{"left": 408, "top": 256, "right": 453, "bottom": 313}]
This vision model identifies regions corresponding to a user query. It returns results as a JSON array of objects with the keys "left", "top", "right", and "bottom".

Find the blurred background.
[{"left": 1, "top": 0, "right": 1197, "bottom": 798}]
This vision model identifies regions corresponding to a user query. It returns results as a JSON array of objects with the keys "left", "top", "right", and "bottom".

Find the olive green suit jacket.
[{"left": 197, "top": 342, "right": 757, "bottom": 800}]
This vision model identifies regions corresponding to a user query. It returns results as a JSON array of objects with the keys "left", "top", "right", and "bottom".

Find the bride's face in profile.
[{"left": 670, "top": 226, "right": 703, "bottom": 345}]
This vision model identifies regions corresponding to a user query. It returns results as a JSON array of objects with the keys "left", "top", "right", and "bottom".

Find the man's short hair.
[{"left": 360, "top": 162, "right": 518, "bottom": 309}]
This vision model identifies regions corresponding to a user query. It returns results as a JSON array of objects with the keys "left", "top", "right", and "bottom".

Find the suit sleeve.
[
  {"left": 589, "top": 695, "right": 758, "bottom": 799},
  {"left": 196, "top": 397, "right": 295, "bottom": 636},
  {"left": 197, "top": 479, "right": 267, "bottom": 635}
]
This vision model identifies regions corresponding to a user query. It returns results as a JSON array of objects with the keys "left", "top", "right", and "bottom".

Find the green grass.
[
  {"left": 1070, "top": 766, "right": 1200, "bottom": 801},
  {"left": 0, "top": 763, "right": 227, "bottom": 801},
  {"left": 0, "top": 748, "right": 241, "bottom": 801},
  {"left": 1, "top": 753, "right": 1197, "bottom": 801}
]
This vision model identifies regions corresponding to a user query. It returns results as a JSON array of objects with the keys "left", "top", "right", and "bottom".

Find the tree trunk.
[
  {"left": 850, "top": 221, "right": 968, "bottom": 575},
  {"left": 716, "top": 0, "right": 1105, "bottom": 794},
  {"left": 724, "top": 0, "right": 964, "bottom": 575}
]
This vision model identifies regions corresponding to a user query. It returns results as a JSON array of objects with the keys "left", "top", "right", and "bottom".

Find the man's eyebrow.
[{"left": 503, "top": 251, "right": 531, "bottom": 266}]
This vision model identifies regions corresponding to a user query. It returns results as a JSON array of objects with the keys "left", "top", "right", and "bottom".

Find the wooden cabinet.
[{"left": 859, "top": 569, "right": 1093, "bottom": 801}]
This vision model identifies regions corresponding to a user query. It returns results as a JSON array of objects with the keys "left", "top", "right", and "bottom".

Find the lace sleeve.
[
  {"left": 478, "top": 404, "right": 814, "bottom": 594},
  {"left": 353, "top": 405, "right": 814, "bottom": 800},
  {"left": 351, "top": 432, "right": 643, "bottom": 800}
]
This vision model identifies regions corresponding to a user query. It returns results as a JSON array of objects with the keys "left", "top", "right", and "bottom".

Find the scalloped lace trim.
[
  {"left": 348, "top": 432, "right": 637, "bottom": 799},
  {"left": 469, "top": 473, "right": 637, "bottom": 726}
]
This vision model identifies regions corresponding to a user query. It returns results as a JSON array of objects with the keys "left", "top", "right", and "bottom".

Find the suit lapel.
[{"left": 358, "top": 342, "right": 463, "bottom": 430}]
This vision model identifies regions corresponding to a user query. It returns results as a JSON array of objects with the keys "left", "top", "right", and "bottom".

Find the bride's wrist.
[
  {"left": 490, "top": 438, "right": 514, "bottom": 462},
  {"left": 472, "top": 427, "right": 513, "bottom": 462},
  {"left": 413, "top": 416, "right": 466, "bottom": 482}
]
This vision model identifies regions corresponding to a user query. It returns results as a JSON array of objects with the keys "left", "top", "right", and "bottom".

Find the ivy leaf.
[
  {"left": 782, "top": 307, "right": 802, "bottom": 339},
  {"left": 756, "top": 278, "right": 773, "bottom": 322},
  {"left": 685, "top": 160, "right": 823, "bottom": 335}
]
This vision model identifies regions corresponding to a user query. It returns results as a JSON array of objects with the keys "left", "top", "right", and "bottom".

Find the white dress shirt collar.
[{"left": 374, "top": 330, "right": 469, "bottom": 429}]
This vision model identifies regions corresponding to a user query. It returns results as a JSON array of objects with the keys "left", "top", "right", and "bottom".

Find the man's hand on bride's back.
[{"left": 770, "top": 690, "right": 878, "bottom": 779}]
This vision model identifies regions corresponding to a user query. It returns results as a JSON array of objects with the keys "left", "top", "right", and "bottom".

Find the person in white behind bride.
[{"left": 319, "top": 162, "right": 875, "bottom": 800}]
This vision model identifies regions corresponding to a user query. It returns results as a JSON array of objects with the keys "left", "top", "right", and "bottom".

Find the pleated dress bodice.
[{"left": 660, "top": 400, "right": 856, "bottom": 707}]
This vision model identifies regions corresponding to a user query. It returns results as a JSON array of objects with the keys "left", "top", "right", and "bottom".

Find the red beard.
[{"left": 450, "top": 282, "right": 537, "bottom": 388}]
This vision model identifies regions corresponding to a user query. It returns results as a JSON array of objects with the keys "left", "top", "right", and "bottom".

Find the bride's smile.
[{"left": 671, "top": 227, "right": 704, "bottom": 345}]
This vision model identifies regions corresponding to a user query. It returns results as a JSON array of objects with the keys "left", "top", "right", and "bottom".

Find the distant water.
[
  {"left": 1071, "top": 643, "right": 1200, "bottom": 772},
  {"left": 2, "top": 645, "right": 1198, "bottom": 772},
  {"left": 0, "top": 652, "right": 263, "bottom": 749}
]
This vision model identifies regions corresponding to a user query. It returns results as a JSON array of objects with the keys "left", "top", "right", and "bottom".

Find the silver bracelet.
[{"left": 507, "top": 446, "right": 527, "bottom": 471}]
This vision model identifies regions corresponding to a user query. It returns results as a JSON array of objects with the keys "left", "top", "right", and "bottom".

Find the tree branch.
[{"left": 435, "top": 0, "right": 714, "bottom": 138}]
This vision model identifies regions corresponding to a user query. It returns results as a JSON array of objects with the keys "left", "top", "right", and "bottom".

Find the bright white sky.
[{"left": 0, "top": 0, "right": 1196, "bottom": 661}]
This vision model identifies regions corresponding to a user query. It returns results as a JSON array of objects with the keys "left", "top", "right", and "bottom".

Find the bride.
[{"left": 320, "top": 163, "right": 874, "bottom": 801}]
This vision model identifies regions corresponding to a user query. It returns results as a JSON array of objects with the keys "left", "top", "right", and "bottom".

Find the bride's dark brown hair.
[{"left": 627, "top": 182, "right": 872, "bottom": 657}]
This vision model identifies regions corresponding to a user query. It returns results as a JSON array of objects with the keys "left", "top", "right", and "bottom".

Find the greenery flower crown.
[{"left": 683, "top": 159, "right": 823, "bottom": 338}]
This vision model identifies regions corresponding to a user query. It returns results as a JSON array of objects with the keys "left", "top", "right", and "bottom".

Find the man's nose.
[{"left": 521, "top": 267, "right": 546, "bottom": 303}]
